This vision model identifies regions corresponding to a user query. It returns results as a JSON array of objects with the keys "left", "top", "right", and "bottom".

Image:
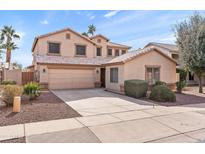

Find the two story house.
[
  {"left": 31, "top": 28, "right": 131, "bottom": 89},
  {"left": 31, "top": 28, "right": 177, "bottom": 92}
]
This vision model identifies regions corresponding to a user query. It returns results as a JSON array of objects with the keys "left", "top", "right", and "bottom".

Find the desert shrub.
[
  {"left": 124, "top": 79, "right": 148, "bottom": 98},
  {"left": 2, "top": 80, "right": 17, "bottom": 85},
  {"left": 150, "top": 85, "right": 176, "bottom": 102},
  {"left": 24, "top": 82, "right": 41, "bottom": 100},
  {"left": 154, "top": 81, "right": 167, "bottom": 86},
  {"left": 2, "top": 85, "right": 23, "bottom": 106},
  {"left": 176, "top": 80, "right": 186, "bottom": 93}
]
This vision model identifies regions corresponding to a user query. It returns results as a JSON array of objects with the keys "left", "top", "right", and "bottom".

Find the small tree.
[{"left": 174, "top": 13, "right": 205, "bottom": 93}]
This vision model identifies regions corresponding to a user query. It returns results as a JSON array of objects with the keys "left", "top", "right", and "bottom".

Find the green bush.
[
  {"left": 150, "top": 85, "right": 176, "bottom": 102},
  {"left": 177, "top": 69, "right": 187, "bottom": 81},
  {"left": 2, "top": 80, "right": 17, "bottom": 85},
  {"left": 124, "top": 79, "right": 148, "bottom": 98},
  {"left": 2, "top": 85, "right": 23, "bottom": 106},
  {"left": 176, "top": 81, "right": 186, "bottom": 93},
  {"left": 154, "top": 81, "right": 166, "bottom": 86},
  {"left": 24, "top": 82, "right": 41, "bottom": 100}
]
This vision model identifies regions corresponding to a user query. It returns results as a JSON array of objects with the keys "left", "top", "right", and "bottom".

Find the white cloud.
[
  {"left": 40, "top": 19, "right": 49, "bottom": 25},
  {"left": 89, "top": 15, "right": 95, "bottom": 20},
  {"left": 104, "top": 10, "right": 120, "bottom": 18}
]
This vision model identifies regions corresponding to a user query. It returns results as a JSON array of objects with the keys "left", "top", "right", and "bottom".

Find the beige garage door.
[{"left": 48, "top": 69, "right": 95, "bottom": 89}]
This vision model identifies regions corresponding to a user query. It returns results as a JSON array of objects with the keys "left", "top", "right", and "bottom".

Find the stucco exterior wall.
[
  {"left": 124, "top": 50, "right": 176, "bottom": 84},
  {"left": 105, "top": 64, "right": 124, "bottom": 91},
  {"left": 105, "top": 50, "right": 176, "bottom": 92},
  {"left": 91, "top": 36, "right": 128, "bottom": 58},
  {"left": 39, "top": 65, "right": 49, "bottom": 83},
  {"left": 3, "top": 69, "right": 22, "bottom": 85},
  {"left": 34, "top": 30, "right": 96, "bottom": 58},
  {"left": 91, "top": 36, "right": 109, "bottom": 58}
]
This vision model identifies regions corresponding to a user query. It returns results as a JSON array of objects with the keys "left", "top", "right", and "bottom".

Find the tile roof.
[
  {"left": 35, "top": 55, "right": 113, "bottom": 66},
  {"left": 145, "top": 42, "right": 178, "bottom": 53},
  {"left": 107, "top": 42, "right": 131, "bottom": 49},
  {"left": 106, "top": 46, "right": 177, "bottom": 65},
  {"left": 35, "top": 46, "right": 176, "bottom": 66},
  {"left": 90, "top": 34, "right": 109, "bottom": 41}
]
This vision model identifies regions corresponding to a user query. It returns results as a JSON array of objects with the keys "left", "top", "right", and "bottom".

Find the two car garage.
[{"left": 48, "top": 68, "right": 95, "bottom": 89}]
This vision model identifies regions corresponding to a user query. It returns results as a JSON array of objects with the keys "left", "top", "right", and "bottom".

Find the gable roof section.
[
  {"left": 107, "top": 42, "right": 131, "bottom": 49},
  {"left": 145, "top": 42, "right": 178, "bottom": 53},
  {"left": 105, "top": 46, "right": 177, "bottom": 65},
  {"left": 31, "top": 27, "right": 97, "bottom": 52},
  {"left": 90, "top": 34, "right": 109, "bottom": 41}
]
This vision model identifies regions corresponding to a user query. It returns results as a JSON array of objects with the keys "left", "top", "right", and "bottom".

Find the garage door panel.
[{"left": 48, "top": 69, "right": 95, "bottom": 89}]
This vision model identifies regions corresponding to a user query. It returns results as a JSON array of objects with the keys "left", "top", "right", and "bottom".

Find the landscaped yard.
[
  {"left": 141, "top": 86, "right": 205, "bottom": 106},
  {"left": 0, "top": 91, "right": 81, "bottom": 127}
]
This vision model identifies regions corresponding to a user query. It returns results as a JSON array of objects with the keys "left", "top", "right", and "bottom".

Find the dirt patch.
[
  {"left": 141, "top": 92, "right": 205, "bottom": 106},
  {"left": 0, "top": 91, "right": 81, "bottom": 126}
]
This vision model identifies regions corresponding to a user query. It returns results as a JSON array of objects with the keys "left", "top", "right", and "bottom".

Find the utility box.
[{"left": 13, "top": 96, "right": 21, "bottom": 113}]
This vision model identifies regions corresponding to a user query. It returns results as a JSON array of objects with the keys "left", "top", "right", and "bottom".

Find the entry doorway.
[{"left": 100, "top": 68, "right": 106, "bottom": 88}]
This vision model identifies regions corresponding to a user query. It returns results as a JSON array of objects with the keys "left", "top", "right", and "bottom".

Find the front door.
[{"left": 100, "top": 68, "right": 106, "bottom": 88}]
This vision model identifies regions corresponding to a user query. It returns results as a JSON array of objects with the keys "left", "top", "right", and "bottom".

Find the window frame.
[
  {"left": 107, "top": 48, "right": 112, "bottom": 56},
  {"left": 110, "top": 67, "right": 118, "bottom": 83},
  {"left": 75, "top": 44, "right": 87, "bottom": 56},
  {"left": 115, "top": 49, "right": 120, "bottom": 56},
  {"left": 96, "top": 47, "right": 102, "bottom": 56},
  {"left": 145, "top": 65, "right": 161, "bottom": 85},
  {"left": 47, "top": 41, "right": 61, "bottom": 55}
]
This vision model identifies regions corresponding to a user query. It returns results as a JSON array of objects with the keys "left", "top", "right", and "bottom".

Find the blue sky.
[{"left": 0, "top": 10, "right": 204, "bottom": 67}]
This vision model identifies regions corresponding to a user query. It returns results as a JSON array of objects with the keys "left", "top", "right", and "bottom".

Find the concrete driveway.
[{"left": 27, "top": 89, "right": 205, "bottom": 143}]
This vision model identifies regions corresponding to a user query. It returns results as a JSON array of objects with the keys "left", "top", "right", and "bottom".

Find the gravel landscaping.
[
  {"left": 142, "top": 92, "right": 205, "bottom": 106},
  {"left": 0, "top": 91, "right": 81, "bottom": 127}
]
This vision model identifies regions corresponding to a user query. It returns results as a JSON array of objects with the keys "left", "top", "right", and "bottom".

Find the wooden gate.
[{"left": 22, "top": 71, "right": 34, "bottom": 85}]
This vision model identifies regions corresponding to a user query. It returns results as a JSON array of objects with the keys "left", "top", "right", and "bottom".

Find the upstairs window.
[
  {"left": 122, "top": 50, "right": 126, "bottom": 55},
  {"left": 48, "top": 42, "right": 60, "bottom": 54},
  {"left": 115, "top": 49, "right": 120, "bottom": 56},
  {"left": 110, "top": 68, "right": 118, "bottom": 83},
  {"left": 107, "top": 48, "right": 112, "bottom": 56},
  {"left": 76, "top": 45, "right": 86, "bottom": 56},
  {"left": 96, "top": 47, "right": 102, "bottom": 56}
]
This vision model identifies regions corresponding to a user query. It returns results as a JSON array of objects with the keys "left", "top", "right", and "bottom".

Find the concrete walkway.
[{"left": 1, "top": 89, "right": 205, "bottom": 143}]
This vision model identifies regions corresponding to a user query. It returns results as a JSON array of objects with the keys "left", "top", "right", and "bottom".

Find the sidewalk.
[{"left": 1, "top": 104, "right": 205, "bottom": 142}]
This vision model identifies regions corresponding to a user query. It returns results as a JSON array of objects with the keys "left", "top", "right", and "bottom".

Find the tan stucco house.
[{"left": 31, "top": 27, "right": 177, "bottom": 92}]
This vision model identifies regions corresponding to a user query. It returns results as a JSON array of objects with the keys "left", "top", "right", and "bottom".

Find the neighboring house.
[
  {"left": 31, "top": 28, "right": 177, "bottom": 92},
  {"left": 145, "top": 42, "right": 205, "bottom": 85}
]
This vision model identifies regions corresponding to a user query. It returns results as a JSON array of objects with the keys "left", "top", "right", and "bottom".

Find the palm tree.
[
  {"left": 87, "top": 24, "right": 96, "bottom": 36},
  {"left": 0, "top": 26, "right": 20, "bottom": 64}
]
